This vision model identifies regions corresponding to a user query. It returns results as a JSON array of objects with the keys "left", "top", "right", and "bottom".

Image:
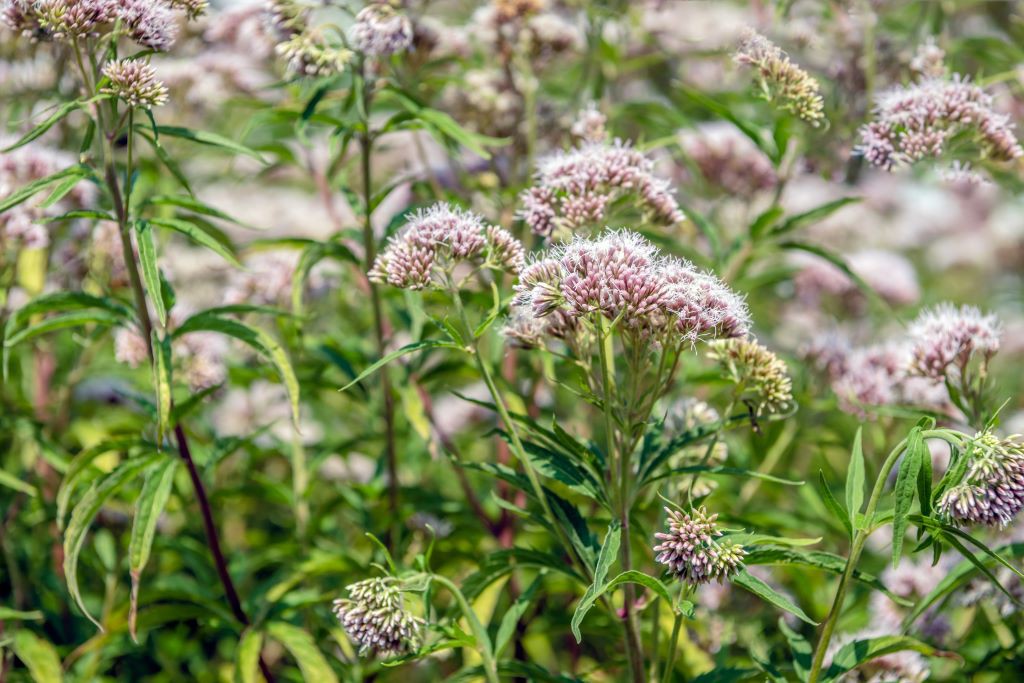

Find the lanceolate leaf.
[
  {"left": 135, "top": 221, "right": 165, "bottom": 325},
  {"left": 151, "top": 332, "right": 173, "bottom": 443},
  {"left": 12, "top": 630, "right": 63, "bottom": 683},
  {"left": 732, "top": 569, "right": 817, "bottom": 625},
  {"left": 173, "top": 312, "right": 301, "bottom": 427},
  {"left": 845, "top": 428, "right": 865, "bottom": 531},
  {"left": 495, "top": 572, "right": 545, "bottom": 657},
  {"left": 821, "top": 635, "right": 956, "bottom": 682},
  {"left": 818, "top": 470, "right": 853, "bottom": 540},
  {"left": 571, "top": 520, "right": 621, "bottom": 642},
  {"left": 236, "top": 629, "right": 264, "bottom": 683},
  {"left": 0, "top": 164, "right": 90, "bottom": 213},
  {"left": 891, "top": 429, "right": 923, "bottom": 567},
  {"left": 65, "top": 452, "right": 166, "bottom": 629},
  {"left": 2, "top": 99, "right": 83, "bottom": 152},
  {"left": 148, "top": 217, "right": 241, "bottom": 266},
  {"left": 340, "top": 339, "right": 462, "bottom": 392},
  {"left": 153, "top": 125, "right": 268, "bottom": 163},
  {"left": 129, "top": 458, "right": 178, "bottom": 642},
  {"left": 266, "top": 622, "right": 339, "bottom": 683}
]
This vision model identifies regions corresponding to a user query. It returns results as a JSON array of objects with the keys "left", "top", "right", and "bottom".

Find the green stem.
[
  {"left": 661, "top": 610, "right": 684, "bottom": 683},
  {"left": 428, "top": 575, "right": 500, "bottom": 683},
  {"left": 807, "top": 436, "right": 910, "bottom": 683},
  {"left": 596, "top": 316, "right": 645, "bottom": 683}
]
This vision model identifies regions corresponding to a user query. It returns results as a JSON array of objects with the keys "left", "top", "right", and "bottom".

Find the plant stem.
[
  {"left": 85, "top": 48, "right": 275, "bottom": 682},
  {"left": 357, "top": 61, "right": 400, "bottom": 539},
  {"left": 661, "top": 610, "right": 684, "bottom": 683},
  {"left": 429, "top": 575, "right": 500, "bottom": 683},
  {"left": 596, "top": 316, "right": 645, "bottom": 683},
  {"left": 807, "top": 437, "right": 910, "bottom": 683}
]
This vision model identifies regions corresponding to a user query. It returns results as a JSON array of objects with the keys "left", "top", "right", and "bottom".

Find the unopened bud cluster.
[
  {"left": 734, "top": 28, "right": 825, "bottom": 126},
  {"left": 653, "top": 506, "right": 746, "bottom": 586},
  {"left": 939, "top": 431, "right": 1024, "bottom": 527},
  {"left": 707, "top": 338, "right": 793, "bottom": 417},
  {"left": 333, "top": 577, "right": 423, "bottom": 657}
]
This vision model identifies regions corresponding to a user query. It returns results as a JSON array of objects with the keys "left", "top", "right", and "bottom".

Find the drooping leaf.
[
  {"left": 494, "top": 572, "right": 545, "bottom": 657},
  {"left": 129, "top": 458, "right": 177, "bottom": 642},
  {"left": 818, "top": 470, "right": 853, "bottom": 540},
  {"left": 152, "top": 125, "right": 267, "bottom": 163},
  {"left": 732, "top": 569, "right": 817, "bottom": 625},
  {"left": 892, "top": 429, "right": 923, "bottom": 567},
  {"left": 0, "top": 607, "right": 43, "bottom": 621},
  {"left": 339, "top": 339, "right": 462, "bottom": 392},
  {"left": 266, "top": 622, "right": 339, "bottom": 683},
  {"left": 3, "top": 99, "right": 83, "bottom": 152},
  {"left": 148, "top": 217, "right": 241, "bottom": 267},
  {"left": 821, "top": 635, "right": 956, "bottom": 682},
  {"left": 236, "top": 629, "right": 264, "bottom": 683}
]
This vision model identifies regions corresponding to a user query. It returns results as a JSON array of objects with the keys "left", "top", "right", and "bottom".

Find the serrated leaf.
[
  {"left": 12, "top": 630, "right": 63, "bottom": 683},
  {"left": 571, "top": 520, "right": 621, "bottom": 642},
  {"left": 339, "top": 339, "right": 461, "bottom": 392},
  {"left": 129, "top": 458, "right": 177, "bottom": 642},
  {"left": 148, "top": 217, "right": 241, "bottom": 266},
  {"left": 845, "top": 427, "right": 865, "bottom": 531},
  {"left": 892, "top": 431, "right": 923, "bottom": 567},
  {"left": 173, "top": 312, "right": 300, "bottom": 427},
  {"left": 236, "top": 629, "right": 263, "bottom": 683},
  {"left": 153, "top": 125, "right": 267, "bottom": 163},
  {"left": 64, "top": 452, "right": 165, "bottom": 629},
  {"left": 732, "top": 569, "right": 817, "bottom": 625},
  {"left": 266, "top": 622, "right": 339, "bottom": 683},
  {"left": 134, "top": 221, "right": 165, "bottom": 325}
]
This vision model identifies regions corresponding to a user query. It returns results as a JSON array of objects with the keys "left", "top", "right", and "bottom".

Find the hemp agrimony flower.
[
  {"left": 333, "top": 577, "right": 424, "bottom": 657},
  {"left": 369, "top": 204, "right": 525, "bottom": 290},
  {"left": 939, "top": 431, "right": 1024, "bottom": 526},
  {"left": 707, "top": 338, "right": 793, "bottom": 418},
  {"left": 907, "top": 303, "right": 1000, "bottom": 381},
  {"left": 570, "top": 102, "right": 607, "bottom": 144},
  {"left": 101, "top": 59, "right": 169, "bottom": 109},
  {"left": 654, "top": 506, "right": 746, "bottom": 586},
  {"left": 276, "top": 32, "right": 353, "bottom": 77},
  {"left": 734, "top": 28, "right": 825, "bottom": 126},
  {"left": 518, "top": 140, "right": 684, "bottom": 239},
  {"left": 350, "top": 3, "right": 414, "bottom": 57},
  {"left": 859, "top": 75, "right": 1023, "bottom": 169}
]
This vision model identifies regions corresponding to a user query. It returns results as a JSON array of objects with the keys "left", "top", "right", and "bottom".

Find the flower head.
[
  {"left": 734, "top": 28, "right": 825, "bottom": 126},
  {"left": 512, "top": 230, "right": 749, "bottom": 344},
  {"left": 32, "top": 0, "right": 116, "bottom": 39},
  {"left": 653, "top": 506, "right": 746, "bottom": 586},
  {"left": 276, "top": 31, "right": 352, "bottom": 76},
  {"left": 350, "top": 3, "right": 414, "bottom": 57},
  {"left": 677, "top": 122, "right": 777, "bottom": 197},
  {"left": 939, "top": 431, "right": 1024, "bottom": 527},
  {"left": 518, "top": 140, "right": 684, "bottom": 239},
  {"left": 101, "top": 59, "right": 169, "bottom": 108},
  {"left": 859, "top": 75, "right": 1022, "bottom": 169},
  {"left": 370, "top": 203, "right": 525, "bottom": 290},
  {"left": 707, "top": 338, "right": 793, "bottom": 417},
  {"left": 118, "top": 0, "right": 179, "bottom": 51},
  {"left": 907, "top": 303, "right": 1000, "bottom": 381},
  {"left": 570, "top": 102, "right": 607, "bottom": 144},
  {"left": 333, "top": 577, "right": 423, "bottom": 657},
  {"left": 910, "top": 37, "right": 946, "bottom": 79}
]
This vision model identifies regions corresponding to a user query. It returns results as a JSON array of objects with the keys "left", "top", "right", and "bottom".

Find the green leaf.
[
  {"left": 732, "top": 568, "right": 817, "bottom": 625},
  {"left": 571, "top": 520, "right": 621, "bottom": 642},
  {"left": 571, "top": 569, "right": 688, "bottom": 644},
  {"left": 0, "top": 469, "right": 38, "bottom": 497},
  {"left": 266, "top": 622, "right": 339, "bottom": 683},
  {"left": 845, "top": 427, "right": 865, "bottom": 531},
  {"left": 749, "top": 205, "right": 785, "bottom": 240},
  {"left": 64, "top": 452, "right": 165, "bottom": 629},
  {"left": 148, "top": 217, "right": 241, "bottom": 267},
  {"left": 146, "top": 194, "right": 247, "bottom": 226},
  {"left": 779, "top": 242, "right": 889, "bottom": 314},
  {"left": 151, "top": 332, "right": 173, "bottom": 442},
  {"left": 12, "top": 630, "right": 63, "bottom": 683},
  {"left": 0, "top": 607, "right": 43, "bottom": 621},
  {"left": 768, "top": 198, "right": 860, "bottom": 238},
  {"left": 153, "top": 125, "right": 267, "bottom": 163},
  {"left": 40, "top": 174, "right": 87, "bottom": 209},
  {"left": 57, "top": 438, "right": 146, "bottom": 529},
  {"left": 779, "top": 618, "right": 812, "bottom": 682},
  {"left": 821, "top": 635, "right": 955, "bottom": 682},
  {"left": 236, "top": 629, "right": 263, "bottom": 683},
  {"left": 494, "top": 572, "right": 545, "bottom": 657},
  {"left": 174, "top": 312, "right": 300, "bottom": 427},
  {"left": 892, "top": 430, "right": 923, "bottom": 567},
  {"left": 135, "top": 221, "right": 165, "bottom": 325},
  {"left": 340, "top": 339, "right": 461, "bottom": 392},
  {"left": 4, "top": 310, "right": 123, "bottom": 347},
  {"left": 646, "top": 464, "right": 803, "bottom": 487},
  {"left": 291, "top": 241, "right": 358, "bottom": 316},
  {"left": 137, "top": 130, "right": 193, "bottom": 195},
  {"left": 3, "top": 99, "right": 83, "bottom": 152},
  {"left": 128, "top": 458, "right": 177, "bottom": 642},
  {"left": 818, "top": 470, "right": 852, "bottom": 540},
  {"left": 0, "top": 165, "right": 89, "bottom": 214}
]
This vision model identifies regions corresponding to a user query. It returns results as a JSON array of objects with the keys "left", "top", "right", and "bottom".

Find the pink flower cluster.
[
  {"left": 1, "top": 0, "right": 194, "bottom": 50},
  {"left": 350, "top": 3, "right": 414, "bottom": 57},
  {"left": 370, "top": 204, "right": 525, "bottom": 291},
  {"left": 939, "top": 431, "right": 1024, "bottom": 527},
  {"left": 907, "top": 303, "right": 1000, "bottom": 380},
  {"left": 677, "top": 122, "right": 777, "bottom": 197},
  {"left": 518, "top": 140, "right": 684, "bottom": 238},
  {"left": 859, "top": 75, "right": 1023, "bottom": 170},
  {"left": 653, "top": 506, "right": 746, "bottom": 586},
  {"left": 512, "top": 230, "right": 749, "bottom": 344}
]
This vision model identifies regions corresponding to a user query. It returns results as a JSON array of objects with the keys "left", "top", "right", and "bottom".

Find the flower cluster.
[
  {"left": 907, "top": 303, "right": 1000, "bottom": 381},
  {"left": 792, "top": 249, "right": 921, "bottom": 311},
  {"left": 511, "top": 230, "right": 750, "bottom": 344},
  {"left": 519, "top": 140, "right": 684, "bottom": 239},
  {"left": 276, "top": 32, "right": 352, "bottom": 77},
  {"left": 570, "top": 102, "right": 607, "bottom": 144},
  {"left": 370, "top": 204, "right": 525, "bottom": 291},
  {"left": 733, "top": 28, "right": 825, "bottom": 126},
  {"left": 101, "top": 59, "right": 168, "bottom": 109},
  {"left": 470, "top": 2, "right": 582, "bottom": 67},
  {"left": 707, "top": 338, "right": 793, "bottom": 417},
  {"left": 910, "top": 38, "right": 946, "bottom": 79},
  {"left": 939, "top": 431, "right": 1024, "bottom": 526},
  {"left": 653, "top": 506, "right": 746, "bottom": 586},
  {"left": 2, "top": 0, "right": 197, "bottom": 50},
  {"left": 350, "top": 3, "right": 414, "bottom": 57},
  {"left": 859, "top": 75, "right": 1023, "bottom": 169},
  {"left": 333, "top": 578, "right": 423, "bottom": 657},
  {"left": 677, "top": 122, "right": 777, "bottom": 197}
]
